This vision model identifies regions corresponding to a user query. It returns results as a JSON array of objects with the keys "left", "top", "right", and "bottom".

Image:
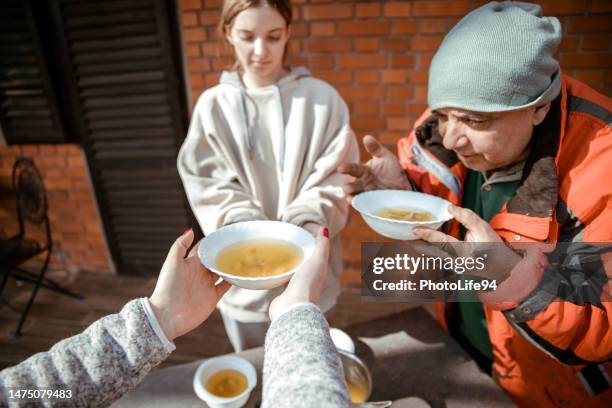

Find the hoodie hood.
[{"left": 218, "top": 66, "right": 311, "bottom": 172}]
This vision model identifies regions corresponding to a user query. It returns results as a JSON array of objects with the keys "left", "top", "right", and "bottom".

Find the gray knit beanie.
[{"left": 428, "top": 1, "right": 562, "bottom": 112}]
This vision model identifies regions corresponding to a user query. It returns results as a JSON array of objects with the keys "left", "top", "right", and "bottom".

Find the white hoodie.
[{"left": 177, "top": 67, "right": 359, "bottom": 322}]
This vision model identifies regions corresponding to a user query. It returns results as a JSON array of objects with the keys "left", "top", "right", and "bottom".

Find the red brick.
[
  {"left": 200, "top": 10, "right": 220, "bottom": 25},
  {"left": 387, "top": 117, "right": 413, "bottom": 131},
  {"left": 415, "top": 86, "right": 428, "bottom": 101},
  {"left": 311, "top": 22, "right": 335, "bottom": 36},
  {"left": 560, "top": 53, "right": 612, "bottom": 69},
  {"left": 303, "top": 4, "right": 353, "bottom": 20},
  {"left": 391, "top": 19, "right": 417, "bottom": 35},
  {"left": 292, "top": 5, "right": 300, "bottom": 21},
  {"left": 391, "top": 55, "right": 415, "bottom": 68},
  {"left": 212, "top": 57, "right": 234, "bottom": 71},
  {"left": 575, "top": 70, "right": 605, "bottom": 85},
  {"left": 204, "top": 73, "right": 221, "bottom": 86},
  {"left": 22, "top": 145, "right": 39, "bottom": 156},
  {"left": 190, "top": 73, "right": 204, "bottom": 87},
  {"left": 304, "top": 39, "right": 352, "bottom": 53},
  {"left": 352, "top": 117, "right": 386, "bottom": 131},
  {"left": 314, "top": 70, "right": 353, "bottom": 85},
  {"left": 379, "top": 131, "right": 405, "bottom": 145},
  {"left": 591, "top": 0, "right": 612, "bottom": 13},
  {"left": 203, "top": 0, "right": 222, "bottom": 9},
  {"left": 419, "top": 53, "right": 434, "bottom": 69},
  {"left": 382, "top": 103, "right": 405, "bottom": 115},
  {"left": 387, "top": 87, "right": 413, "bottom": 100},
  {"left": 559, "top": 35, "right": 580, "bottom": 52},
  {"left": 337, "top": 21, "right": 390, "bottom": 36},
  {"left": 606, "top": 71, "right": 612, "bottom": 84},
  {"left": 338, "top": 86, "right": 386, "bottom": 101},
  {"left": 583, "top": 34, "right": 610, "bottom": 51},
  {"left": 66, "top": 156, "right": 85, "bottom": 168},
  {"left": 382, "top": 70, "right": 408, "bottom": 84},
  {"left": 410, "top": 36, "right": 443, "bottom": 51},
  {"left": 384, "top": 2, "right": 411, "bottom": 17},
  {"left": 354, "top": 102, "right": 378, "bottom": 115},
  {"left": 186, "top": 43, "right": 200, "bottom": 57},
  {"left": 413, "top": 1, "right": 468, "bottom": 17},
  {"left": 291, "top": 22, "right": 309, "bottom": 37},
  {"left": 46, "top": 178, "right": 72, "bottom": 190},
  {"left": 181, "top": 11, "right": 198, "bottom": 27},
  {"left": 337, "top": 54, "right": 387, "bottom": 69},
  {"left": 188, "top": 58, "right": 210, "bottom": 72},
  {"left": 355, "top": 71, "right": 380, "bottom": 85},
  {"left": 419, "top": 18, "right": 446, "bottom": 34},
  {"left": 384, "top": 39, "right": 410, "bottom": 51},
  {"left": 287, "top": 56, "right": 309, "bottom": 67},
  {"left": 539, "top": 0, "right": 587, "bottom": 15},
  {"left": 202, "top": 42, "right": 232, "bottom": 57},
  {"left": 38, "top": 145, "right": 56, "bottom": 156},
  {"left": 288, "top": 41, "right": 300, "bottom": 54},
  {"left": 568, "top": 16, "right": 612, "bottom": 32},
  {"left": 185, "top": 27, "right": 207, "bottom": 43},
  {"left": 409, "top": 71, "right": 428, "bottom": 84},
  {"left": 408, "top": 103, "right": 428, "bottom": 115},
  {"left": 354, "top": 38, "right": 380, "bottom": 52},
  {"left": 356, "top": 3, "right": 380, "bottom": 18},
  {"left": 179, "top": 0, "right": 201, "bottom": 11},
  {"left": 311, "top": 56, "right": 335, "bottom": 69}
]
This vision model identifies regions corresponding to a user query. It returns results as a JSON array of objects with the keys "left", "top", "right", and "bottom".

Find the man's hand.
[
  {"left": 338, "top": 135, "right": 411, "bottom": 197},
  {"left": 269, "top": 229, "right": 330, "bottom": 321},
  {"left": 149, "top": 229, "right": 231, "bottom": 341},
  {"left": 413, "top": 205, "right": 520, "bottom": 282}
]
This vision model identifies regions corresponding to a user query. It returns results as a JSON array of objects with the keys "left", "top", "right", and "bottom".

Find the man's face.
[{"left": 434, "top": 105, "right": 549, "bottom": 172}]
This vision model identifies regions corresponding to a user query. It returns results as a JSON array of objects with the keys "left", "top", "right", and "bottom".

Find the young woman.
[{"left": 177, "top": 0, "right": 358, "bottom": 351}]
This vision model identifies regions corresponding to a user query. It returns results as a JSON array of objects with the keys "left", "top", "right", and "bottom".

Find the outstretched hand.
[
  {"left": 149, "top": 229, "right": 231, "bottom": 341},
  {"left": 338, "top": 135, "right": 412, "bottom": 197},
  {"left": 269, "top": 229, "right": 331, "bottom": 321}
]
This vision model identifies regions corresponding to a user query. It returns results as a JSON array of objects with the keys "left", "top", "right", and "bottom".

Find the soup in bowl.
[
  {"left": 351, "top": 190, "right": 453, "bottom": 240},
  {"left": 198, "top": 221, "right": 315, "bottom": 290}
]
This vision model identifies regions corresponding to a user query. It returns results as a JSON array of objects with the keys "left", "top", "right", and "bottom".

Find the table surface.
[{"left": 113, "top": 307, "right": 514, "bottom": 408}]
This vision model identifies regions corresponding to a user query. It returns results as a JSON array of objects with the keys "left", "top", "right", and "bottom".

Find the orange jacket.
[{"left": 397, "top": 75, "right": 612, "bottom": 407}]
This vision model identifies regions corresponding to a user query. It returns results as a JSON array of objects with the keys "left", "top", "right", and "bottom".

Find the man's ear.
[{"left": 533, "top": 102, "right": 551, "bottom": 126}]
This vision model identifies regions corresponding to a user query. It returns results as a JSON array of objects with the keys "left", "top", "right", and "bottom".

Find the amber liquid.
[
  {"left": 347, "top": 378, "right": 367, "bottom": 403},
  {"left": 376, "top": 207, "right": 434, "bottom": 222},
  {"left": 215, "top": 239, "right": 302, "bottom": 278},
  {"left": 204, "top": 369, "right": 248, "bottom": 398}
]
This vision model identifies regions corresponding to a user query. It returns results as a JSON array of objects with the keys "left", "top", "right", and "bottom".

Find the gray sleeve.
[
  {"left": 262, "top": 303, "right": 350, "bottom": 408},
  {"left": 0, "top": 298, "right": 172, "bottom": 407}
]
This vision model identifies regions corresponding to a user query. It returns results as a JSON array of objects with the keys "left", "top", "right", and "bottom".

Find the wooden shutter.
[
  {"left": 0, "top": 0, "right": 65, "bottom": 144},
  {"left": 51, "top": 0, "right": 191, "bottom": 276}
]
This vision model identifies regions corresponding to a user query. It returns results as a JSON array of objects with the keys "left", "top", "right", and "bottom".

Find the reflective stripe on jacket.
[{"left": 397, "top": 75, "right": 612, "bottom": 407}]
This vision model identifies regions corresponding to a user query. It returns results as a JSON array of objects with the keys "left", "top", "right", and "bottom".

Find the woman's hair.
[
  {"left": 219, "top": 0, "right": 292, "bottom": 36},
  {"left": 219, "top": 0, "right": 293, "bottom": 69}
]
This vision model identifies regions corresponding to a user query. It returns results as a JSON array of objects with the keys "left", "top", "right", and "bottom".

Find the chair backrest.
[{"left": 12, "top": 157, "right": 49, "bottom": 231}]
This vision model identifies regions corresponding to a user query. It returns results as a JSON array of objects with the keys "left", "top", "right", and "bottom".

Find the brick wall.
[
  {"left": 0, "top": 145, "right": 112, "bottom": 275},
  {"left": 180, "top": 0, "right": 612, "bottom": 288}
]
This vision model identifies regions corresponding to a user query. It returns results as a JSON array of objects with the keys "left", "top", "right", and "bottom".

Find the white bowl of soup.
[
  {"left": 198, "top": 221, "right": 315, "bottom": 290},
  {"left": 193, "top": 355, "right": 257, "bottom": 408},
  {"left": 351, "top": 190, "right": 453, "bottom": 240}
]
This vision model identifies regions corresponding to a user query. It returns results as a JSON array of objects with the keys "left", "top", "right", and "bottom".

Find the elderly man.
[{"left": 340, "top": 2, "right": 611, "bottom": 407}]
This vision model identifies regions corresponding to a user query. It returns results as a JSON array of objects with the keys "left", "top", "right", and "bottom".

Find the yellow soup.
[
  {"left": 215, "top": 239, "right": 303, "bottom": 278},
  {"left": 347, "top": 378, "right": 367, "bottom": 403},
  {"left": 376, "top": 207, "right": 434, "bottom": 222},
  {"left": 205, "top": 369, "right": 248, "bottom": 398}
]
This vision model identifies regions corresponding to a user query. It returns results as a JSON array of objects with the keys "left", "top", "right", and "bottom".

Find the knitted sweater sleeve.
[
  {"left": 0, "top": 299, "right": 173, "bottom": 407},
  {"left": 262, "top": 303, "right": 350, "bottom": 408}
]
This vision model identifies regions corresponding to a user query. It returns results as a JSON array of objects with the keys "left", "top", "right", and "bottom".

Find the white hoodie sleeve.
[
  {"left": 279, "top": 97, "right": 359, "bottom": 237},
  {"left": 177, "top": 99, "right": 268, "bottom": 234}
]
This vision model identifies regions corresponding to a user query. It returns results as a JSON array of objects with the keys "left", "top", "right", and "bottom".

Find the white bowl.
[
  {"left": 193, "top": 356, "right": 257, "bottom": 408},
  {"left": 351, "top": 190, "right": 453, "bottom": 240},
  {"left": 330, "top": 328, "right": 355, "bottom": 354},
  {"left": 198, "top": 221, "right": 315, "bottom": 290}
]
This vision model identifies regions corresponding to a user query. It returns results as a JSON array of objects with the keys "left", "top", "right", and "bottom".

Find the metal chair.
[{"left": 0, "top": 157, "right": 82, "bottom": 337}]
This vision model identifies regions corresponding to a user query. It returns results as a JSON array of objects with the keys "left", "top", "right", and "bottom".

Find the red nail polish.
[
  {"left": 323, "top": 227, "right": 329, "bottom": 238},
  {"left": 181, "top": 228, "right": 192, "bottom": 236}
]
